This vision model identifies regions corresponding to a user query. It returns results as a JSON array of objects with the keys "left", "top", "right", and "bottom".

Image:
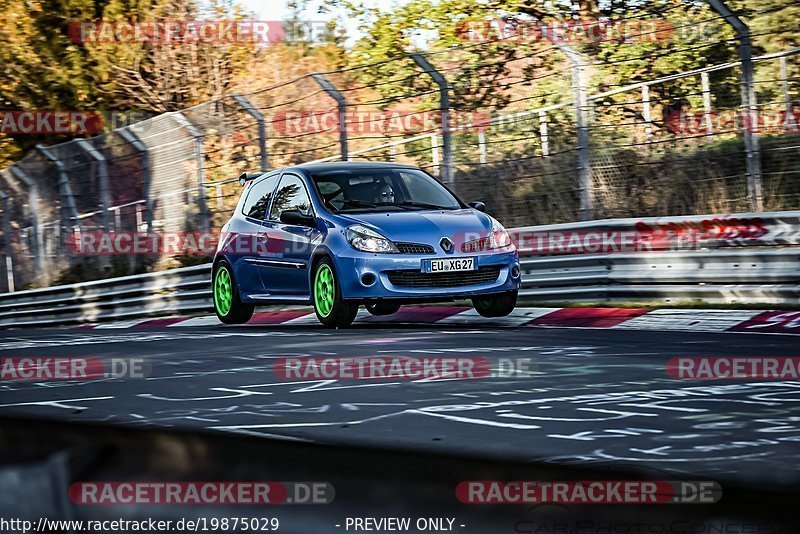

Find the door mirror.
[
  {"left": 280, "top": 209, "right": 315, "bottom": 227},
  {"left": 468, "top": 201, "right": 486, "bottom": 213}
]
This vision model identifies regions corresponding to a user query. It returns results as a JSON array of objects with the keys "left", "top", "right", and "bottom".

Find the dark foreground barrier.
[{"left": 0, "top": 416, "right": 798, "bottom": 533}]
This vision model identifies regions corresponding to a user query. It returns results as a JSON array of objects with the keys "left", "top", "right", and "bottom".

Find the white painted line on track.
[
  {"left": 613, "top": 309, "right": 764, "bottom": 332},
  {"left": 93, "top": 320, "right": 151, "bottom": 329},
  {"left": 281, "top": 312, "right": 323, "bottom": 325},
  {"left": 436, "top": 307, "right": 557, "bottom": 326},
  {"left": 168, "top": 316, "right": 221, "bottom": 327}
]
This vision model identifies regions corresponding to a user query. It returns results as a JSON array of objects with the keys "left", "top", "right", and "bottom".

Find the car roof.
[{"left": 288, "top": 161, "right": 420, "bottom": 174}]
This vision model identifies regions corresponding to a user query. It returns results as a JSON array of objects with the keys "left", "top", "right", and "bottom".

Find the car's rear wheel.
[
  {"left": 365, "top": 302, "right": 401, "bottom": 316},
  {"left": 313, "top": 258, "right": 358, "bottom": 328},
  {"left": 213, "top": 262, "right": 255, "bottom": 324},
  {"left": 472, "top": 290, "right": 517, "bottom": 318}
]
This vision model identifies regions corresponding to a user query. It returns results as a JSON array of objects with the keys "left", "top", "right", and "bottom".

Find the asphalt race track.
[{"left": 1, "top": 321, "right": 799, "bottom": 492}]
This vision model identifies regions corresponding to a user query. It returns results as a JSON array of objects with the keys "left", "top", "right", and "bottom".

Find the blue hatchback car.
[{"left": 212, "top": 162, "right": 520, "bottom": 327}]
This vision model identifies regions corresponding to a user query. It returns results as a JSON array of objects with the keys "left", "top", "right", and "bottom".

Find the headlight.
[
  {"left": 346, "top": 225, "right": 399, "bottom": 253},
  {"left": 461, "top": 219, "right": 515, "bottom": 252},
  {"left": 490, "top": 219, "right": 513, "bottom": 249}
]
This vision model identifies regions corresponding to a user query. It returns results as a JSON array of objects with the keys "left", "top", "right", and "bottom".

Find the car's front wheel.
[
  {"left": 313, "top": 258, "right": 358, "bottom": 328},
  {"left": 472, "top": 290, "right": 517, "bottom": 318},
  {"left": 213, "top": 261, "right": 255, "bottom": 324},
  {"left": 365, "top": 302, "right": 401, "bottom": 316}
]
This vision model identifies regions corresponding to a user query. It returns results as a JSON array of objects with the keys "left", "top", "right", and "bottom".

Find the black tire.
[
  {"left": 312, "top": 257, "right": 359, "bottom": 328},
  {"left": 472, "top": 290, "right": 518, "bottom": 318},
  {"left": 213, "top": 261, "right": 255, "bottom": 324},
  {"left": 365, "top": 302, "right": 401, "bottom": 316}
]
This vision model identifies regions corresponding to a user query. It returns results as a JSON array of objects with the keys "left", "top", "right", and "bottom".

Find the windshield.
[{"left": 311, "top": 168, "right": 462, "bottom": 213}]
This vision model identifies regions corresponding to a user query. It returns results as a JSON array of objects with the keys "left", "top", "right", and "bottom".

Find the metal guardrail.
[
  {"left": 0, "top": 264, "right": 212, "bottom": 328},
  {"left": 520, "top": 248, "right": 800, "bottom": 304},
  {"left": 0, "top": 211, "right": 797, "bottom": 328},
  {"left": 517, "top": 210, "right": 800, "bottom": 304}
]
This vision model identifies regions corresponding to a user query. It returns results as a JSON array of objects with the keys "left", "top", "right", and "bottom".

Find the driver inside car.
[{"left": 374, "top": 182, "right": 395, "bottom": 204}]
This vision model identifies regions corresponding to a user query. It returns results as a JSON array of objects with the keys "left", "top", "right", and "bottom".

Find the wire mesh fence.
[{"left": 1, "top": 1, "right": 799, "bottom": 290}]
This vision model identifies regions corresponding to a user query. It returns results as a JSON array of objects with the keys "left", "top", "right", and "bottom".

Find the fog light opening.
[
  {"left": 361, "top": 273, "right": 377, "bottom": 286},
  {"left": 511, "top": 265, "right": 520, "bottom": 278}
]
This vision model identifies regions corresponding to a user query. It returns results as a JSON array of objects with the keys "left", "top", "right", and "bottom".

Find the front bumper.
[{"left": 335, "top": 248, "right": 520, "bottom": 300}]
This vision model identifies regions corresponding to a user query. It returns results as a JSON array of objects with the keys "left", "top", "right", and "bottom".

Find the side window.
[
  {"left": 269, "top": 175, "right": 312, "bottom": 221},
  {"left": 241, "top": 174, "right": 279, "bottom": 220}
]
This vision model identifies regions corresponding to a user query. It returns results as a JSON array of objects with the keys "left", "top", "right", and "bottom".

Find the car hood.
[{"left": 339, "top": 209, "right": 493, "bottom": 245}]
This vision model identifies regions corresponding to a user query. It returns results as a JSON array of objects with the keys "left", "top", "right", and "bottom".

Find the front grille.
[
  {"left": 396, "top": 242, "right": 435, "bottom": 255},
  {"left": 387, "top": 265, "right": 502, "bottom": 288}
]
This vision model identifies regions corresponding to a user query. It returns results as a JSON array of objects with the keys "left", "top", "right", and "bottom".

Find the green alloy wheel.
[
  {"left": 214, "top": 266, "right": 233, "bottom": 316},
  {"left": 213, "top": 262, "right": 254, "bottom": 324},
  {"left": 312, "top": 258, "right": 358, "bottom": 328},
  {"left": 314, "top": 264, "right": 335, "bottom": 317}
]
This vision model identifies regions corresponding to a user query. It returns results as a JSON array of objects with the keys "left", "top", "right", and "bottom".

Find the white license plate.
[{"left": 423, "top": 257, "right": 476, "bottom": 273}]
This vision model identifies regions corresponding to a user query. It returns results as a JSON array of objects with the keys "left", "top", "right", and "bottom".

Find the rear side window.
[{"left": 241, "top": 173, "right": 279, "bottom": 219}]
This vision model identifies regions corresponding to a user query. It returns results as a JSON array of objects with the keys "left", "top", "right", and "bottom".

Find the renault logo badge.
[{"left": 439, "top": 237, "right": 453, "bottom": 253}]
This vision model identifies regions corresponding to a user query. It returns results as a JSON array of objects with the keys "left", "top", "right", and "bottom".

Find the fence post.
[
  {"left": 642, "top": 84, "right": 653, "bottom": 143},
  {"left": 538, "top": 111, "right": 550, "bottom": 157},
  {"left": 477, "top": 130, "right": 487, "bottom": 164},
  {"left": 707, "top": 0, "right": 763, "bottom": 211},
  {"left": 431, "top": 134, "right": 441, "bottom": 176},
  {"left": 173, "top": 113, "right": 209, "bottom": 231},
  {"left": 8, "top": 166, "right": 46, "bottom": 285},
  {"left": 36, "top": 144, "right": 80, "bottom": 233},
  {"left": 76, "top": 139, "right": 111, "bottom": 232},
  {"left": 701, "top": 71, "right": 714, "bottom": 134},
  {"left": 410, "top": 53, "right": 454, "bottom": 185},
  {"left": 555, "top": 43, "right": 592, "bottom": 220},
  {"left": 117, "top": 128, "right": 152, "bottom": 232},
  {"left": 230, "top": 94, "right": 268, "bottom": 171},
  {"left": 0, "top": 190, "right": 13, "bottom": 292},
  {"left": 310, "top": 74, "right": 348, "bottom": 161},
  {"left": 779, "top": 56, "right": 796, "bottom": 132}
]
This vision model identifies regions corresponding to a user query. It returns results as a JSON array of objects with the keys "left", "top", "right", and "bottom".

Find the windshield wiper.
[
  {"left": 342, "top": 199, "right": 377, "bottom": 207},
  {"left": 397, "top": 201, "right": 455, "bottom": 210},
  {"left": 337, "top": 199, "right": 380, "bottom": 212},
  {"left": 338, "top": 200, "right": 454, "bottom": 212}
]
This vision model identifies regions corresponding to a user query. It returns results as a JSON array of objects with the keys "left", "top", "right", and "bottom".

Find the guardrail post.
[
  {"left": 0, "top": 190, "right": 13, "bottom": 292},
  {"left": 173, "top": 113, "right": 210, "bottom": 231},
  {"left": 230, "top": 94, "right": 269, "bottom": 171},
  {"left": 410, "top": 53, "right": 454, "bottom": 185},
  {"left": 36, "top": 144, "right": 81, "bottom": 233},
  {"left": 554, "top": 43, "right": 592, "bottom": 220},
  {"left": 76, "top": 139, "right": 112, "bottom": 232},
  {"left": 707, "top": 0, "right": 763, "bottom": 211},
  {"left": 8, "top": 166, "right": 46, "bottom": 285},
  {"left": 117, "top": 128, "right": 152, "bottom": 232},
  {"left": 310, "top": 74, "right": 349, "bottom": 161}
]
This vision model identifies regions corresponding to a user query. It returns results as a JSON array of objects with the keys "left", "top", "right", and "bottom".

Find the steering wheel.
[{"left": 321, "top": 186, "right": 344, "bottom": 209}]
